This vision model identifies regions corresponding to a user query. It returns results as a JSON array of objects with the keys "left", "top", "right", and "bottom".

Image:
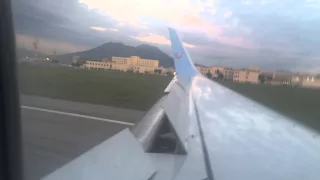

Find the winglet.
[{"left": 168, "top": 28, "right": 199, "bottom": 80}]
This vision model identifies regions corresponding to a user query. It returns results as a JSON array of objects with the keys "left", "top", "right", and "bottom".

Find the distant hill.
[
  {"left": 195, "top": 63, "right": 208, "bottom": 68},
  {"left": 55, "top": 43, "right": 174, "bottom": 67}
]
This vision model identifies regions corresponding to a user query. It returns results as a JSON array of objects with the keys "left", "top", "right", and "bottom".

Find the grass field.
[
  {"left": 218, "top": 81, "right": 320, "bottom": 132},
  {"left": 18, "top": 63, "right": 171, "bottom": 110},
  {"left": 19, "top": 64, "right": 320, "bottom": 131}
]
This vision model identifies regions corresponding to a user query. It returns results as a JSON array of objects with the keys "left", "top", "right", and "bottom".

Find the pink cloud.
[
  {"left": 131, "top": 33, "right": 195, "bottom": 48},
  {"left": 79, "top": 0, "right": 254, "bottom": 49},
  {"left": 91, "top": 26, "right": 118, "bottom": 32}
]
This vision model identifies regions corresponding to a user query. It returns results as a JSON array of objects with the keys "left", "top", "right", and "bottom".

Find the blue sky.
[{"left": 12, "top": 0, "right": 320, "bottom": 73}]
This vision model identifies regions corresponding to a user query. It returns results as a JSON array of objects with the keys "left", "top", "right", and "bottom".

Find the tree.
[
  {"left": 167, "top": 71, "right": 173, "bottom": 76},
  {"left": 216, "top": 69, "right": 224, "bottom": 80},
  {"left": 158, "top": 69, "right": 162, "bottom": 74},
  {"left": 258, "top": 74, "right": 266, "bottom": 84},
  {"left": 206, "top": 71, "right": 212, "bottom": 79}
]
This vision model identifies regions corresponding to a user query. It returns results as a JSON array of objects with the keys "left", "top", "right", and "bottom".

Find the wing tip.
[{"left": 167, "top": 28, "right": 199, "bottom": 78}]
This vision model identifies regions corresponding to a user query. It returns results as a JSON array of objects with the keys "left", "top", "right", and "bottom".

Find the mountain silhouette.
[{"left": 56, "top": 42, "right": 174, "bottom": 67}]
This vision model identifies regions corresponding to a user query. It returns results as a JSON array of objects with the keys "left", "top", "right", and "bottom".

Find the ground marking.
[{"left": 21, "top": 105, "right": 135, "bottom": 126}]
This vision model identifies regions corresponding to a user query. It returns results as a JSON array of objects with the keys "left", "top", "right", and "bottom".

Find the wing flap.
[{"left": 42, "top": 129, "right": 155, "bottom": 180}]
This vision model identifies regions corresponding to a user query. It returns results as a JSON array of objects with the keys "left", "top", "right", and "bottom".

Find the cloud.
[
  {"left": 300, "top": 67, "right": 320, "bottom": 75},
  {"left": 224, "top": 11, "right": 233, "bottom": 19},
  {"left": 15, "top": 34, "right": 89, "bottom": 54},
  {"left": 305, "top": 0, "right": 320, "bottom": 8},
  {"left": 91, "top": 26, "right": 118, "bottom": 32},
  {"left": 130, "top": 33, "right": 195, "bottom": 48},
  {"left": 79, "top": 0, "right": 213, "bottom": 30},
  {"left": 12, "top": 0, "right": 320, "bottom": 72},
  {"left": 129, "top": 21, "right": 148, "bottom": 29},
  {"left": 78, "top": 0, "right": 254, "bottom": 49},
  {"left": 242, "top": 0, "right": 251, "bottom": 5},
  {"left": 208, "top": 9, "right": 216, "bottom": 14},
  {"left": 260, "top": 0, "right": 274, "bottom": 4}
]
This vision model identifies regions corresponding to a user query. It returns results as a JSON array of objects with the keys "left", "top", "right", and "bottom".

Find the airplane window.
[{"left": 8, "top": 0, "right": 320, "bottom": 179}]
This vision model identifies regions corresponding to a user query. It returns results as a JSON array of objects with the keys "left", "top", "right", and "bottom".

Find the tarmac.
[{"left": 20, "top": 95, "right": 145, "bottom": 180}]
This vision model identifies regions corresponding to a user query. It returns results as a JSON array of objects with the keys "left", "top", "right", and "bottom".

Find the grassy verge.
[
  {"left": 18, "top": 64, "right": 320, "bottom": 131},
  {"left": 18, "top": 63, "right": 171, "bottom": 110},
  {"left": 218, "top": 81, "right": 320, "bottom": 131}
]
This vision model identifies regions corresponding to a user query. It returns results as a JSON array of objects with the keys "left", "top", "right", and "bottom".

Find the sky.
[{"left": 11, "top": 0, "right": 320, "bottom": 73}]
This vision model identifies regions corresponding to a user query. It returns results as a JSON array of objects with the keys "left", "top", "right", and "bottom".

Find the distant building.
[
  {"left": 301, "top": 76, "right": 320, "bottom": 88},
  {"left": 211, "top": 66, "right": 224, "bottom": 78},
  {"left": 133, "top": 66, "right": 157, "bottom": 74},
  {"left": 261, "top": 71, "right": 292, "bottom": 85},
  {"left": 83, "top": 56, "right": 159, "bottom": 74},
  {"left": 292, "top": 75, "right": 320, "bottom": 88},
  {"left": 112, "top": 56, "right": 159, "bottom": 67},
  {"left": 233, "top": 67, "right": 260, "bottom": 84},
  {"left": 196, "top": 66, "right": 211, "bottom": 75},
  {"left": 222, "top": 67, "right": 234, "bottom": 80},
  {"left": 84, "top": 61, "right": 112, "bottom": 69}
]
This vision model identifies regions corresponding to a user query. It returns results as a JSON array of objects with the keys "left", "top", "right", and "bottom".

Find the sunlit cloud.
[
  {"left": 118, "top": 22, "right": 125, "bottom": 27},
  {"left": 91, "top": 26, "right": 118, "bottom": 32},
  {"left": 208, "top": 9, "right": 216, "bottom": 14},
  {"left": 79, "top": 0, "right": 214, "bottom": 30},
  {"left": 91, "top": 26, "right": 106, "bottom": 31},
  {"left": 242, "top": 0, "right": 251, "bottom": 5},
  {"left": 224, "top": 11, "right": 233, "bottom": 19},
  {"left": 260, "top": 0, "right": 274, "bottom": 4},
  {"left": 12, "top": 0, "right": 320, "bottom": 70},
  {"left": 79, "top": 0, "right": 253, "bottom": 49},
  {"left": 305, "top": 0, "right": 320, "bottom": 8},
  {"left": 129, "top": 21, "right": 148, "bottom": 29},
  {"left": 131, "top": 33, "right": 195, "bottom": 48}
]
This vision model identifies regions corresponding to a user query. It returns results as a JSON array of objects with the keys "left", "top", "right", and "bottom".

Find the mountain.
[
  {"left": 55, "top": 42, "right": 174, "bottom": 67},
  {"left": 195, "top": 63, "right": 208, "bottom": 68}
]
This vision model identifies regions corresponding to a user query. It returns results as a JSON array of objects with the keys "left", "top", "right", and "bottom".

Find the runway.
[{"left": 20, "top": 95, "right": 145, "bottom": 180}]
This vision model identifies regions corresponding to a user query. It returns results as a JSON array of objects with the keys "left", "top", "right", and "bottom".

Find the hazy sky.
[{"left": 12, "top": 0, "right": 320, "bottom": 73}]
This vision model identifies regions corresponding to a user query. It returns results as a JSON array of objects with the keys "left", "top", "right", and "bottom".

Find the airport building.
[
  {"left": 211, "top": 66, "right": 224, "bottom": 78},
  {"left": 196, "top": 66, "right": 234, "bottom": 80},
  {"left": 222, "top": 67, "right": 234, "bottom": 80},
  {"left": 261, "top": 71, "right": 293, "bottom": 85},
  {"left": 292, "top": 75, "right": 320, "bottom": 88},
  {"left": 83, "top": 56, "right": 160, "bottom": 74},
  {"left": 196, "top": 67, "right": 211, "bottom": 75},
  {"left": 233, "top": 67, "right": 260, "bottom": 84},
  {"left": 111, "top": 56, "right": 159, "bottom": 67}
]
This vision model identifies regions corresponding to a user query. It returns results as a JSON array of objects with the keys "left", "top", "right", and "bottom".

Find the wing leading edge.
[{"left": 167, "top": 28, "right": 320, "bottom": 180}]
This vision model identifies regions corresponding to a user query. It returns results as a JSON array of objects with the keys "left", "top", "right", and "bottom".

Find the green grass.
[
  {"left": 18, "top": 63, "right": 171, "bottom": 110},
  {"left": 218, "top": 81, "right": 320, "bottom": 131},
  {"left": 18, "top": 64, "right": 320, "bottom": 132}
]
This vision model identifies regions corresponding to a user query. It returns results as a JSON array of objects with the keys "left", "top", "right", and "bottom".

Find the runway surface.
[{"left": 21, "top": 95, "right": 146, "bottom": 180}]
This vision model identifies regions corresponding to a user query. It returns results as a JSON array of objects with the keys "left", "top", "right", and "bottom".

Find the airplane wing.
[{"left": 42, "top": 28, "right": 320, "bottom": 180}]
